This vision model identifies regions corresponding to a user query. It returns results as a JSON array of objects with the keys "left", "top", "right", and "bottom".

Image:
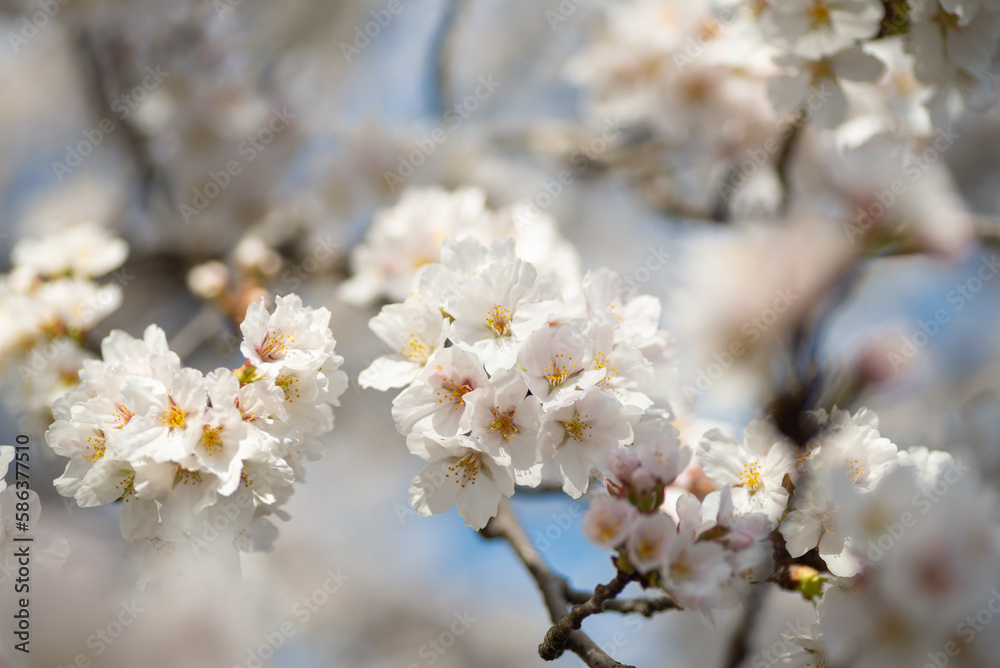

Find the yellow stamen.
[
  {"left": 486, "top": 304, "right": 512, "bottom": 337},
  {"left": 489, "top": 408, "right": 518, "bottom": 441},
  {"left": 160, "top": 399, "right": 187, "bottom": 430}
]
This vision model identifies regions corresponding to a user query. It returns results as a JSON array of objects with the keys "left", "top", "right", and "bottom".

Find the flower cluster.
[
  {"left": 569, "top": 0, "right": 996, "bottom": 226},
  {"left": 692, "top": 405, "right": 1000, "bottom": 663},
  {"left": 0, "top": 446, "right": 69, "bottom": 575},
  {"left": 359, "top": 230, "right": 674, "bottom": 529},
  {"left": 338, "top": 185, "right": 581, "bottom": 308},
  {"left": 0, "top": 222, "right": 129, "bottom": 433},
  {"left": 46, "top": 294, "right": 347, "bottom": 585},
  {"left": 581, "top": 404, "right": 1000, "bottom": 623},
  {"left": 582, "top": 414, "right": 774, "bottom": 613}
]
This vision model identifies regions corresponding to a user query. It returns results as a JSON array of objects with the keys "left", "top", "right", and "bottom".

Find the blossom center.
[
  {"left": 115, "top": 471, "right": 136, "bottom": 502},
  {"left": 593, "top": 350, "right": 618, "bottom": 378},
  {"left": 595, "top": 516, "right": 621, "bottom": 542},
  {"left": 546, "top": 353, "right": 579, "bottom": 387},
  {"left": 436, "top": 375, "right": 473, "bottom": 410},
  {"left": 446, "top": 452, "right": 481, "bottom": 488},
  {"left": 160, "top": 399, "right": 187, "bottom": 430},
  {"left": 276, "top": 374, "right": 301, "bottom": 402},
  {"left": 84, "top": 431, "right": 106, "bottom": 463},
  {"left": 201, "top": 425, "right": 224, "bottom": 454},
  {"left": 402, "top": 334, "right": 430, "bottom": 361},
  {"left": 670, "top": 553, "right": 693, "bottom": 579},
  {"left": 637, "top": 536, "right": 661, "bottom": 561},
  {"left": 738, "top": 461, "right": 763, "bottom": 492},
  {"left": 821, "top": 509, "right": 838, "bottom": 535},
  {"left": 843, "top": 457, "right": 865, "bottom": 483},
  {"left": 563, "top": 414, "right": 590, "bottom": 443},
  {"left": 174, "top": 466, "right": 203, "bottom": 486},
  {"left": 486, "top": 304, "right": 512, "bottom": 337},
  {"left": 259, "top": 331, "right": 294, "bottom": 362},
  {"left": 489, "top": 408, "right": 519, "bottom": 440},
  {"left": 114, "top": 403, "right": 134, "bottom": 429},
  {"left": 809, "top": 1, "right": 831, "bottom": 26}
]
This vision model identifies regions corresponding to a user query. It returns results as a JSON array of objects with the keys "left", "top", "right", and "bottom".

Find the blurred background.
[{"left": 0, "top": 0, "right": 999, "bottom": 666}]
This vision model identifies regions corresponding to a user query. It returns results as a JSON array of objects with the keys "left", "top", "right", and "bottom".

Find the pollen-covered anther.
[
  {"left": 201, "top": 425, "right": 224, "bottom": 454},
  {"left": 738, "top": 460, "right": 763, "bottom": 492},
  {"left": 593, "top": 351, "right": 618, "bottom": 377},
  {"left": 160, "top": 399, "right": 187, "bottom": 430},
  {"left": 259, "top": 331, "right": 295, "bottom": 362},
  {"left": 401, "top": 334, "right": 430, "bottom": 361},
  {"left": 115, "top": 472, "right": 136, "bottom": 502},
  {"left": 114, "top": 403, "right": 134, "bottom": 429},
  {"left": 844, "top": 457, "right": 865, "bottom": 482},
  {"left": 545, "top": 353, "right": 578, "bottom": 387},
  {"left": 563, "top": 415, "right": 590, "bottom": 442},
  {"left": 446, "top": 452, "right": 482, "bottom": 488},
  {"left": 84, "top": 432, "right": 107, "bottom": 462},
  {"left": 173, "top": 466, "right": 203, "bottom": 486},
  {"left": 486, "top": 304, "right": 512, "bottom": 337},
  {"left": 435, "top": 376, "right": 473, "bottom": 410},
  {"left": 276, "top": 374, "right": 301, "bottom": 402},
  {"left": 489, "top": 407, "right": 519, "bottom": 441},
  {"left": 821, "top": 510, "right": 838, "bottom": 535}
]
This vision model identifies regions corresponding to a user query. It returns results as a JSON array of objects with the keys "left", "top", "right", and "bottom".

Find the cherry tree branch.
[
  {"left": 480, "top": 499, "right": 636, "bottom": 668},
  {"left": 539, "top": 572, "right": 632, "bottom": 660},
  {"left": 564, "top": 586, "right": 679, "bottom": 616},
  {"left": 722, "top": 587, "right": 764, "bottom": 668},
  {"left": 514, "top": 481, "right": 567, "bottom": 495}
]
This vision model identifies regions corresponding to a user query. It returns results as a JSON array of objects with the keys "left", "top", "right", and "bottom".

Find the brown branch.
[
  {"left": 75, "top": 29, "right": 171, "bottom": 207},
  {"left": 480, "top": 499, "right": 635, "bottom": 668},
  {"left": 514, "top": 480, "right": 567, "bottom": 495},
  {"left": 540, "top": 572, "right": 631, "bottom": 660},
  {"left": 722, "top": 587, "right": 764, "bottom": 668},
  {"left": 564, "top": 586, "right": 679, "bottom": 617}
]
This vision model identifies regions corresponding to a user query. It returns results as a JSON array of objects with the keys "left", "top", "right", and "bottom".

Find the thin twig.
[
  {"left": 514, "top": 481, "right": 567, "bottom": 495},
  {"left": 169, "top": 304, "right": 226, "bottom": 361},
  {"left": 480, "top": 499, "right": 636, "bottom": 668},
  {"left": 75, "top": 29, "right": 171, "bottom": 207},
  {"left": 564, "top": 586, "right": 679, "bottom": 617},
  {"left": 429, "top": 0, "right": 467, "bottom": 118}
]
